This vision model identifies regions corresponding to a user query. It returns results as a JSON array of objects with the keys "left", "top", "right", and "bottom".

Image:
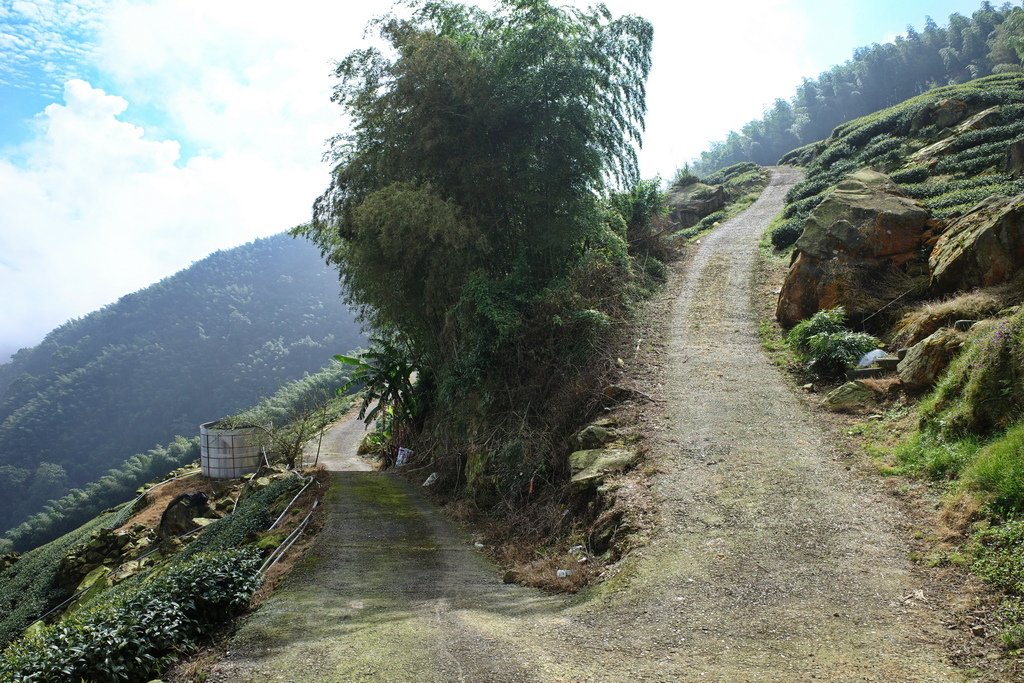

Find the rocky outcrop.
[
  {"left": 569, "top": 447, "right": 638, "bottom": 490},
  {"left": 1006, "top": 139, "right": 1024, "bottom": 178},
  {"left": 912, "top": 97, "right": 969, "bottom": 132},
  {"left": 56, "top": 525, "right": 155, "bottom": 589},
  {"left": 897, "top": 328, "right": 965, "bottom": 388},
  {"left": 158, "top": 491, "right": 210, "bottom": 539},
  {"left": 776, "top": 170, "right": 932, "bottom": 327},
  {"left": 929, "top": 194, "right": 1024, "bottom": 293},
  {"left": 0, "top": 552, "right": 19, "bottom": 570},
  {"left": 666, "top": 182, "right": 726, "bottom": 229},
  {"left": 911, "top": 106, "right": 1001, "bottom": 167},
  {"left": 934, "top": 98, "right": 969, "bottom": 128}
]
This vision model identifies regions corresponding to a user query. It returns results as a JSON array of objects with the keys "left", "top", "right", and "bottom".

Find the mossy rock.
[
  {"left": 897, "top": 327, "right": 966, "bottom": 388},
  {"left": 929, "top": 193, "right": 1024, "bottom": 293},
  {"left": 569, "top": 448, "right": 638, "bottom": 490},
  {"left": 574, "top": 423, "right": 619, "bottom": 450},
  {"left": 920, "top": 309, "right": 1024, "bottom": 436},
  {"left": 823, "top": 381, "right": 876, "bottom": 412},
  {"left": 256, "top": 530, "right": 289, "bottom": 551}
]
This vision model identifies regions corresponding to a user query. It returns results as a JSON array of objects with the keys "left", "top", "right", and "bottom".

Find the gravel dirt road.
[
  {"left": 209, "top": 168, "right": 962, "bottom": 682},
  {"left": 299, "top": 406, "right": 373, "bottom": 472}
]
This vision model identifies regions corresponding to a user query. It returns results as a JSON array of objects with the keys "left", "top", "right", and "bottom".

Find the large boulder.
[
  {"left": 666, "top": 182, "right": 726, "bottom": 229},
  {"left": 158, "top": 491, "right": 209, "bottom": 539},
  {"left": 929, "top": 194, "right": 1024, "bottom": 293},
  {"left": 897, "top": 328, "right": 965, "bottom": 388},
  {"left": 776, "top": 170, "right": 932, "bottom": 327}
]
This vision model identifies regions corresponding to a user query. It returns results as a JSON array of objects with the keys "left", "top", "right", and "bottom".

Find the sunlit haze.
[{"left": 0, "top": 0, "right": 993, "bottom": 359}]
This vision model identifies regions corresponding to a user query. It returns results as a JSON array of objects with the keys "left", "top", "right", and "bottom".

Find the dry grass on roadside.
[
  {"left": 116, "top": 473, "right": 226, "bottom": 532},
  {"left": 892, "top": 287, "right": 1015, "bottom": 347}
]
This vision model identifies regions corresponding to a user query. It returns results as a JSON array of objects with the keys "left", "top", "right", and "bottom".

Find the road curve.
[{"left": 208, "top": 168, "right": 961, "bottom": 682}]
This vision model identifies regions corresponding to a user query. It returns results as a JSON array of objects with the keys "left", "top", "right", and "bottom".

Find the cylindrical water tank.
[{"left": 200, "top": 422, "right": 262, "bottom": 479}]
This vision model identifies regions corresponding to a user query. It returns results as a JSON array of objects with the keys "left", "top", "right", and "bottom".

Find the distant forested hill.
[
  {"left": 694, "top": 2, "right": 1024, "bottom": 173},
  {"left": 0, "top": 233, "right": 363, "bottom": 534}
]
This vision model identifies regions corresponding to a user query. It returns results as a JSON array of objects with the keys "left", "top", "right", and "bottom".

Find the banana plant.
[{"left": 334, "top": 335, "right": 419, "bottom": 427}]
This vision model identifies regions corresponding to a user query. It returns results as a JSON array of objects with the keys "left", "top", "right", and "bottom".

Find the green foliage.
[
  {"left": 895, "top": 431, "right": 983, "bottom": 481},
  {"left": 695, "top": 5, "right": 1024, "bottom": 172},
  {"left": 671, "top": 164, "right": 699, "bottom": 187},
  {"left": 300, "top": 0, "right": 652, "bottom": 356},
  {"left": 921, "top": 312, "right": 1024, "bottom": 437},
  {"left": 701, "top": 162, "right": 763, "bottom": 187},
  {"left": 891, "top": 165, "right": 931, "bottom": 183},
  {"left": 3, "top": 362, "right": 351, "bottom": 554},
  {"left": 972, "top": 519, "right": 1024, "bottom": 597},
  {"left": 232, "top": 362, "right": 352, "bottom": 430},
  {"left": 607, "top": 179, "right": 672, "bottom": 260},
  {"left": 0, "top": 234, "right": 365, "bottom": 536},
  {"left": 804, "top": 332, "right": 883, "bottom": 377},
  {"left": 2, "top": 438, "right": 198, "bottom": 553},
  {"left": 786, "top": 308, "right": 848, "bottom": 347},
  {"left": 970, "top": 519, "right": 1024, "bottom": 648},
  {"left": 961, "top": 422, "right": 1024, "bottom": 514},
  {"left": 298, "top": 0, "right": 657, "bottom": 500},
  {"left": 673, "top": 164, "right": 770, "bottom": 241},
  {"left": 0, "top": 549, "right": 261, "bottom": 682},
  {"left": 787, "top": 308, "right": 882, "bottom": 377},
  {"left": 0, "top": 511, "right": 120, "bottom": 647},
  {"left": 774, "top": 72, "right": 1024, "bottom": 235},
  {"left": 180, "top": 477, "right": 300, "bottom": 560},
  {"left": 228, "top": 361, "right": 354, "bottom": 468},
  {"left": 336, "top": 334, "right": 420, "bottom": 464},
  {"left": 770, "top": 218, "right": 804, "bottom": 250}
]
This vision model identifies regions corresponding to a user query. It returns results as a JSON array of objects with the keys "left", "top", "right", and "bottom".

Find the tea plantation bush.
[
  {"left": 774, "top": 73, "right": 1024, "bottom": 249},
  {"left": 0, "top": 549, "right": 260, "bottom": 682}
]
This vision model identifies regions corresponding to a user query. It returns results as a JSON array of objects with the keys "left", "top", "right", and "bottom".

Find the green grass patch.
[
  {"left": 894, "top": 431, "right": 982, "bottom": 482},
  {"left": 962, "top": 423, "right": 1024, "bottom": 515}
]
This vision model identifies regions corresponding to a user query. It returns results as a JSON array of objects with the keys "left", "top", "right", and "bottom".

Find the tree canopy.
[
  {"left": 299, "top": 0, "right": 657, "bottom": 499},
  {"left": 300, "top": 0, "right": 652, "bottom": 396},
  {"left": 694, "top": 2, "right": 1024, "bottom": 173}
]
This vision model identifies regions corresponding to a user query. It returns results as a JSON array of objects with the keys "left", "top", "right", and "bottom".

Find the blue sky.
[{"left": 0, "top": 0, "right": 1011, "bottom": 360}]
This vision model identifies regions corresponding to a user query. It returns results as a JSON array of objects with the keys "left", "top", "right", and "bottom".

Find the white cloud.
[
  {"left": 93, "top": 0, "right": 397, "bottom": 162},
  {"left": 0, "top": 0, "right": 823, "bottom": 355},
  {"left": 0, "top": 0, "right": 104, "bottom": 92},
  {"left": 0, "top": 79, "right": 329, "bottom": 352},
  {"left": 90, "top": 0, "right": 815, "bottom": 177}
]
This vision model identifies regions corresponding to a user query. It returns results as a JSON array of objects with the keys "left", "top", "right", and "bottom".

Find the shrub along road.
[{"left": 207, "top": 168, "right": 962, "bottom": 682}]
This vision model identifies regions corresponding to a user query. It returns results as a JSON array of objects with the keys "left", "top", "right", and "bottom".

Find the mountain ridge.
[{"left": 0, "top": 232, "right": 364, "bottom": 534}]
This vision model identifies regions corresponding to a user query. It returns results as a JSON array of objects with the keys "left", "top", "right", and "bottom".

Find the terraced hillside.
[{"left": 773, "top": 73, "right": 1024, "bottom": 249}]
